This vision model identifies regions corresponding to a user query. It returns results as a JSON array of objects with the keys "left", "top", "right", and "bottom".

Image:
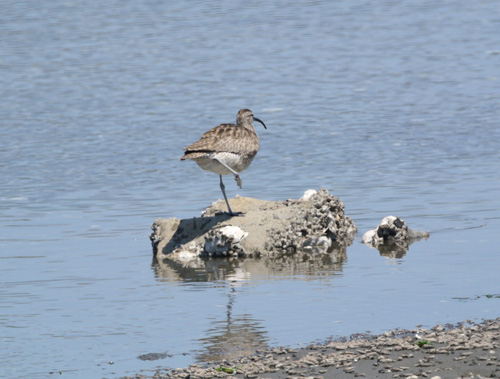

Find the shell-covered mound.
[
  {"left": 264, "top": 188, "right": 357, "bottom": 257},
  {"left": 150, "top": 188, "right": 357, "bottom": 263}
]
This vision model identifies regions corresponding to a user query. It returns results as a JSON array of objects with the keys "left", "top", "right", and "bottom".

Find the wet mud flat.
[{"left": 126, "top": 318, "right": 500, "bottom": 379}]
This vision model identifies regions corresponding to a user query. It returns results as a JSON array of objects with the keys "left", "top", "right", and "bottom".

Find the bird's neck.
[{"left": 240, "top": 122, "right": 256, "bottom": 133}]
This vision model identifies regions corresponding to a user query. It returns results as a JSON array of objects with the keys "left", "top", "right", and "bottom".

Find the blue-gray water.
[{"left": 1, "top": 1, "right": 500, "bottom": 378}]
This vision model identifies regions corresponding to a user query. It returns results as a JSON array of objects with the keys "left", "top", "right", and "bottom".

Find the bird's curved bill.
[{"left": 253, "top": 117, "right": 267, "bottom": 129}]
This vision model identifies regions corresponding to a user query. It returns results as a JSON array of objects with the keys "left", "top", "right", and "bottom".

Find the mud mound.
[{"left": 150, "top": 188, "right": 356, "bottom": 263}]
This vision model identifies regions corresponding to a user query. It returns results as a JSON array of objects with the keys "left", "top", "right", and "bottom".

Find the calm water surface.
[{"left": 1, "top": 1, "right": 499, "bottom": 378}]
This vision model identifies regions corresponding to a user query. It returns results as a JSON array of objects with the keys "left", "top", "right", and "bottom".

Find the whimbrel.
[{"left": 180, "top": 109, "right": 267, "bottom": 215}]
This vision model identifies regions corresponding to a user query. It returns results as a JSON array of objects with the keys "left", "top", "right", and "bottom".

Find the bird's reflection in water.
[{"left": 194, "top": 286, "right": 269, "bottom": 363}]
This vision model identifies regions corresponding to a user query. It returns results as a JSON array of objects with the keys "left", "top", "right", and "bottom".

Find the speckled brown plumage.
[
  {"left": 181, "top": 110, "right": 263, "bottom": 159},
  {"left": 181, "top": 123, "right": 258, "bottom": 159}
]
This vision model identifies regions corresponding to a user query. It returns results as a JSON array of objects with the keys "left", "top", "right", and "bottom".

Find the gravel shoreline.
[{"left": 126, "top": 318, "right": 499, "bottom": 379}]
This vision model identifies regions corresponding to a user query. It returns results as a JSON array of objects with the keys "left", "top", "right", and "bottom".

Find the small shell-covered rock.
[{"left": 362, "top": 216, "right": 429, "bottom": 257}]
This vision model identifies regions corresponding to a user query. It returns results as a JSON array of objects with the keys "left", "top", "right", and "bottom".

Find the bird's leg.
[
  {"left": 219, "top": 175, "right": 234, "bottom": 215},
  {"left": 214, "top": 158, "right": 243, "bottom": 189}
]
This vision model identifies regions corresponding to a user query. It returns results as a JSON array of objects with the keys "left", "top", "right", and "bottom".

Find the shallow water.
[{"left": 1, "top": 1, "right": 500, "bottom": 378}]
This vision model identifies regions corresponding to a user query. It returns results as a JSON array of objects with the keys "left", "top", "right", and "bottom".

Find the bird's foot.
[
  {"left": 234, "top": 175, "right": 242, "bottom": 189},
  {"left": 214, "top": 210, "right": 244, "bottom": 217}
]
